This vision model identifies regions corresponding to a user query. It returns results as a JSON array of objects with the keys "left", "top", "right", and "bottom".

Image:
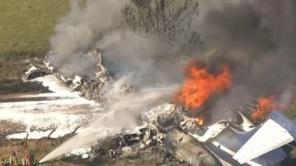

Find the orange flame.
[
  {"left": 251, "top": 96, "right": 275, "bottom": 122},
  {"left": 195, "top": 117, "right": 204, "bottom": 126},
  {"left": 175, "top": 59, "right": 232, "bottom": 111}
]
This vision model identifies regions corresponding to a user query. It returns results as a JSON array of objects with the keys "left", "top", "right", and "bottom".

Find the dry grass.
[{"left": 0, "top": 139, "right": 71, "bottom": 165}]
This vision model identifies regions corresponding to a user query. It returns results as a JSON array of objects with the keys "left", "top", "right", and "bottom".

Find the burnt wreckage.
[
  {"left": 23, "top": 49, "right": 296, "bottom": 166},
  {"left": 23, "top": 48, "right": 112, "bottom": 101},
  {"left": 40, "top": 104, "right": 296, "bottom": 166}
]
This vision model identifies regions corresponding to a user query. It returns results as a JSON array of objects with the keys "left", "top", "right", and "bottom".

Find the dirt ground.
[{"left": 0, "top": 139, "right": 68, "bottom": 165}]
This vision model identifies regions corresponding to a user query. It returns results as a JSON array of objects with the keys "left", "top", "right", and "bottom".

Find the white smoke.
[
  {"left": 48, "top": 0, "right": 126, "bottom": 69},
  {"left": 40, "top": 82, "right": 176, "bottom": 162}
]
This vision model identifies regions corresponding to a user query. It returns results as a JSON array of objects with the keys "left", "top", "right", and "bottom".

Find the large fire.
[
  {"left": 251, "top": 96, "right": 275, "bottom": 123},
  {"left": 175, "top": 59, "right": 232, "bottom": 112}
]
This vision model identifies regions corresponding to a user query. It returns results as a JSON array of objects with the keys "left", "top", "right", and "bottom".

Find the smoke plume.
[
  {"left": 48, "top": 0, "right": 124, "bottom": 67},
  {"left": 42, "top": 0, "right": 296, "bottom": 161},
  {"left": 47, "top": 0, "right": 201, "bottom": 85},
  {"left": 192, "top": 0, "right": 296, "bottom": 120},
  {"left": 42, "top": 0, "right": 199, "bottom": 161}
]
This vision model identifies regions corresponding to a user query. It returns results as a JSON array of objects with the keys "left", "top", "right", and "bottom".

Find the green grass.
[
  {"left": 0, "top": 0, "right": 69, "bottom": 55},
  {"left": 286, "top": 104, "right": 296, "bottom": 119}
]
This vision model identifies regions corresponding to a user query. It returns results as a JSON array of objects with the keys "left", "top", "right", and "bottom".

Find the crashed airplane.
[
  {"left": 1, "top": 49, "right": 292, "bottom": 166},
  {"left": 39, "top": 103, "right": 296, "bottom": 166}
]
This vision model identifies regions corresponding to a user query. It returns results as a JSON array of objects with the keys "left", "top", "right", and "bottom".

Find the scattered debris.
[
  {"left": 23, "top": 48, "right": 112, "bottom": 102},
  {"left": 2, "top": 48, "right": 296, "bottom": 166},
  {"left": 39, "top": 103, "right": 296, "bottom": 166}
]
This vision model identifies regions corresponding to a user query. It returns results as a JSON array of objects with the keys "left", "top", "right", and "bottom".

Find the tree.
[{"left": 122, "top": 0, "right": 203, "bottom": 53}]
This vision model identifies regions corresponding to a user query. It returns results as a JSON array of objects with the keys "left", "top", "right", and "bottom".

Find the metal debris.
[
  {"left": 44, "top": 103, "right": 296, "bottom": 166},
  {"left": 18, "top": 49, "right": 296, "bottom": 165},
  {"left": 24, "top": 48, "right": 112, "bottom": 101}
]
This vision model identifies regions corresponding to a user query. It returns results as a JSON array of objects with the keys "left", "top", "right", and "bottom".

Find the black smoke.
[{"left": 194, "top": 0, "right": 296, "bottom": 120}]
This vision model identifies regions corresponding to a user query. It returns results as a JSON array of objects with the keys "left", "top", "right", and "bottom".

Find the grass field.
[
  {"left": 0, "top": 0, "right": 69, "bottom": 54},
  {"left": 0, "top": 0, "right": 69, "bottom": 79}
]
